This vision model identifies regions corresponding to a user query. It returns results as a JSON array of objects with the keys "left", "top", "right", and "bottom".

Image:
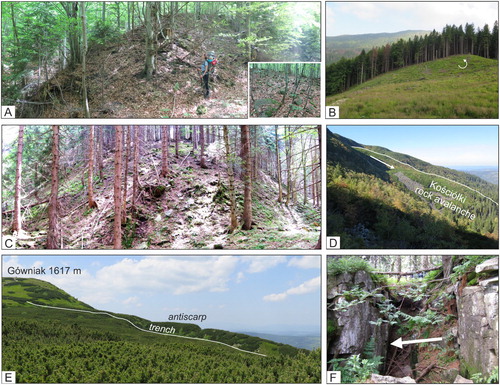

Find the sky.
[
  {"left": 328, "top": 126, "right": 499, "bottom": 167},
  {"left": 2, "top": 255, "right": 320, "bottom": 335},
  {"left": 326, "top": 2, "right": 499, "bottom": 36}
]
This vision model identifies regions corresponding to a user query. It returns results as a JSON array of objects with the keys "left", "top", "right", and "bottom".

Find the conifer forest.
[
  {"left": 2, "top": 125, "right": 321, "bottom": 249},
  {"left": 250, "top": 63, "right": 321, "bottom": 118}
]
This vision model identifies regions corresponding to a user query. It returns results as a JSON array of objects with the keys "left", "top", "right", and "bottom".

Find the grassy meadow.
[{"left": 326, "top": 55, "right": 498, "bottom": 119}]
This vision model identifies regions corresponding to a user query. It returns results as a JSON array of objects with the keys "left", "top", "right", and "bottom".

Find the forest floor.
[
  {"left": 250, "top": 71, "right": 320, "bottom": 117},
  {"left": 5, "top": 141, "right": 320, "bottom": 250},
  {"left": 21, "top": 15, "right": 248, "bottom": 119}
]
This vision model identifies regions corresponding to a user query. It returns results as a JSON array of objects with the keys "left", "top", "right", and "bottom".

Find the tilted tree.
[
  {"left": 223, "top": 126, "right": 238, "bottom": 233},
  {"left": 160, "top": 125, "right": 169, "bottom": 177}
]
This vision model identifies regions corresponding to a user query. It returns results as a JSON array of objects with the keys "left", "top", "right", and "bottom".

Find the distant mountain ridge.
[{"left": 326, "top": 30, "right": 430, "bottom": 64}]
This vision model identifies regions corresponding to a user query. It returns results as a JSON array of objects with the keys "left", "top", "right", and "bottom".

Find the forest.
[
  {"left": 250, "top": 63, "right": 320, "bottom": 117},
  {"left": 326, "top": 22, "right": 499, "bottom": 95},
  {"left": 1, "top": 1, "right": 320, "bottom": 118},
  {"left": 327, "top": 256, "right": 499, "bottom": 384},
  {"left": 327, "top": 131, "right": 499, "bottom": 249},
  {"left": 2, "top": 125, "right": 321, "bottom": 249},
  {"left": 2, "top": 277, "right": 321, "bottom": 383}
]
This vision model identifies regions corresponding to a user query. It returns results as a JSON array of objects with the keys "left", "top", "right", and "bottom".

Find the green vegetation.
[
  {"left": 326, "top": 55, "right": 498, "bottom": 118},
  {"left": 327, "top": 132, "right": 499, "bottom": 249},
  {"left": 329, "top": 354, "right": 383, "bottom": 383},
  {"left": 327, "top": 257, "right": 372, "bottom": 276},
  {"left": 2, "top": 278, "right": 320, "bottom": 383}
]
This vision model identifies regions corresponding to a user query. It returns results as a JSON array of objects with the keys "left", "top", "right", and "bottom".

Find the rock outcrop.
[
  {"left": 457, "top": 257, "right": 498, "bottom": 378},
  {"left": 327, "top": 270, "right": 389, "bottom": 361}
]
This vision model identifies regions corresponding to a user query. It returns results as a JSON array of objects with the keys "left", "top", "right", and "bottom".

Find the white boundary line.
[
  {"left": 26, "top": 301, "right": 267, "bottom": 357},
  {"left": 353, "top": 146, "right": 499, "bottom": 206}
]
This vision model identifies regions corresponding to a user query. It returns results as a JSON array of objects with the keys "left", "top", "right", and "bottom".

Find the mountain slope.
[
  {"left": 326, "top": 30, "right": 429, "bottom": 64},
  {"left": 327, "top": 131, "right": 499, "bottom": 249},
  {"left": 326, "top": 55, "right": 499, "bottom": 118},
  {"left": 2, "top": 278, "right": 320, "bottom": 383}
]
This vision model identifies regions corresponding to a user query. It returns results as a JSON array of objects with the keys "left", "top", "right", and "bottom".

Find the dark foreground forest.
[
  {"left": 3, "top": 277, "right": 321, "bottom": 383},
  {"left": 327, "top": 256, "right": 499, "bottom": 384},
  {"left": 1, "top": 2, "right": 320, "bottom": 119},
  {"left": 2, "top": 125, "right": 321, "bottom": 249},
  {"left": 327, "top": 131, "right": 499, "bottom": 249}
]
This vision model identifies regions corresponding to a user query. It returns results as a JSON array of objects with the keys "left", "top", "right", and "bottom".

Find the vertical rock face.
[
  {"left": 457, "top": 257, "right": 498, "bottom": 378},
  {"left": 327, "top": 270, "right": 389, "bottom": 361}
]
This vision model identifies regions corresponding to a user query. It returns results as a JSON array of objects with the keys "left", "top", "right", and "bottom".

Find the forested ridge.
[
  {"left": 2, "top": 125, "right": 321, "bottom": 249},
  {"left": 327, "top": 131, "right": 498, "bottom": 249},
  {"left": 1, "top": 2, "right": 320, "bottom": 118},
  {"left": 326, "top": 22, "right": 499, "bottom": 95},
  {"left": 2, "top": 278, "right": 321, "bottom": 383}
]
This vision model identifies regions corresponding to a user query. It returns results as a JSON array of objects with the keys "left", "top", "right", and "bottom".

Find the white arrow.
[
  {"left": 458, "top": 59, "right": 468, "bottom": 69},
  {"left": 391, "top": 337, "right": 443, "bottom": 349}
]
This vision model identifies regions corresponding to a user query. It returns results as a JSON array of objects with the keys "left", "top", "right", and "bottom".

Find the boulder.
[
  {"left": 475, "top": 257, "right": 498, "bottom": 273},
  {"left": 327, "top": 270, "right": 389, "bottom": 362},
  {"left": 453, "top": 374, "right": 473, "bottom": 383},
  {"left": 370, "top": 374, "right": 416, "bottom": 383},
  {"left": 457, "top": 272, "right": 498, "bottom": 378}
]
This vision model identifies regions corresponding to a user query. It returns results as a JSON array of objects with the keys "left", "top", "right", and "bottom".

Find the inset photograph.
[
  {"left": 327, "top": 126, "right": 499, "bottom": 249},
  {"left": 325, "top": 2, "right": 499, "bottom": 118},
  {"left": 2, "top": 255, "right": 321, "bottom": 383},
  {"left": 327, "top": 256, "right": 498, "bottom": 384},
  {"left": 2, "top": 125, "right": 321, "bottom": 249},
  {"left": 250, "top": 63, "right": 321, "bottom": 117},
  {"left": 1, "top": 1, "right": 320, "bottom": 119}
]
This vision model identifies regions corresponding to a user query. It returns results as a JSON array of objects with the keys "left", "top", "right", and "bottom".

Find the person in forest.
[{"left": 200, "top": 51, "right": 217, "bottom": 98}]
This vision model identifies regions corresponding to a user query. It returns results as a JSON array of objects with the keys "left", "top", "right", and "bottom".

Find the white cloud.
[
  {"left": 288, "top": 256, "right": 320, "bottom": 269},
  {"left": 244, "top": 256, "right": 287, "bottom": 273},
  {"left": 122, "top": 296, "right": 142, "bottom": 306},
  {"left": 263, "top": 276, "right": 320, "bottom": 302}
]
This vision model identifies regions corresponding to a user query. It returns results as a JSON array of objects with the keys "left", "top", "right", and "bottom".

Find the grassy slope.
[
  {"left": 326, "top": 55, "right": 498, "bottom": 118},
  {"left": 2, "top": 278, "right": 305, "bottom": 357}
]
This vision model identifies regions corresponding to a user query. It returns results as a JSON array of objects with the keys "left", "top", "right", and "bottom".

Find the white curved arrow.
[{"left": 458, "top": 59, "right": 468, "bottom": 69}]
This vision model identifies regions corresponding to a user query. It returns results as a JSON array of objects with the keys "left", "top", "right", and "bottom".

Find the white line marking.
[
  {"left": 353, "top": 146, "right": 499, "bottom": 206},
  {"left": 26, "top": 301, "right": 267, "bottom": 357}
]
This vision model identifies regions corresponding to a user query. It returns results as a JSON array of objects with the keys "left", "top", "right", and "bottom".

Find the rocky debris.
[
  {"left": 453, "top": 374, "right": 474, "bottom": 383},
  {"left": 370, "top": 374, "right": 416, "bottom": 383}
]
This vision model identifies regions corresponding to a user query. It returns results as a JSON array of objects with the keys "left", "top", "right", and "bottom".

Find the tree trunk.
[
  {"left": 81, "top": 2, "right": 90, "bottom": 117},
  {"left": 275, "top": 126, "right": 283, "bottom": 203},
  {"left": 12, "top": 126, "right": 24, "bottom": 233},
  {"left": 241, "top": 125, "right": 253, "bottom": 230},
  {"left": 88, "top": 126, "right": 97, "bottom": 208},
  {"left": 175, "top": 125, "right": 179, "bottom": 157},
  {"left": 223, "top": 126, "right": 238, "bottom": 233},
  {"left": 47, "top": 126, "right": 60, "bottom": 249},
  {"left": 160, "top": 125, "right": 169, "bottom": 177},
  {"left": 132, "top": 126, "right": 140, "bottom": 211},
  {"left": 97, "top": 126, "right": 104, "bottom": 180},
  {"left": 114, "top": 126, "right": 123, "bottom": 248},
  {"left": 200, "top": 125, "right": 207, "bottom": 168},
  {"left": 122, "top": 126, "right": 130, "bottom": 224},
  {"left": 144, "top": 2, "right": 157, "bottom": 79}
]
